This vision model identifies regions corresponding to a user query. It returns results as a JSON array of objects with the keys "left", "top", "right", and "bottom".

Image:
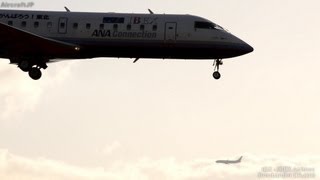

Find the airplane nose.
[
  {"left": 238, "top": 42, "right": 254, "bottom": 55},
  {"left": 245, "top": 43, "right": 254, "bottom": 53},
  {"left": 225, "top": 33, "right": 254, "bottom": 57}
]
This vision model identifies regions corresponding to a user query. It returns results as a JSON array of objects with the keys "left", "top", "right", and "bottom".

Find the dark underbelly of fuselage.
[
  {"left": 56, "top": 38, "right": 248, "bottom": 60},
  {"left": 0, "top": 38, "right": 247, "bottom": 60}
]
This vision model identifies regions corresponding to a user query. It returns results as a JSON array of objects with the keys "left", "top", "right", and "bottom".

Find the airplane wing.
[{"left": 0, "top": 22, "right": 80, "bottom": 60}]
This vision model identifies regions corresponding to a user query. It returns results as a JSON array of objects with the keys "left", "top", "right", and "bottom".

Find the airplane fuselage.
[
  {"left": 0, "top": 10, "right": 253, "bottom": 60},
  {"left": 216, "top": 160, "right": 239, "bottom": 164},
  {"left": 216, "top": 156, "right": 243, "bottom": 164},
  {"left": 0, "top": 9, "right": 253, "bottom": 80}
]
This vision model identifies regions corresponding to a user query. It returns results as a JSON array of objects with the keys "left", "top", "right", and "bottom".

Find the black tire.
[
  {"left": 19, "top": 61, "right": 30, "bottom": 72},
  {"left": 213, "top": 71, "right": 221, "bottom": 80},
  {"left": 28, "top": 67, "right": 42, "bottom": 80}
]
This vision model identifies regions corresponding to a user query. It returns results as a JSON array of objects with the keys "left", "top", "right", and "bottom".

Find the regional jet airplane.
[
  {"left": 0, "top": 9, "right": 253, "bottom": 80},
  {"left": 216, "top": 156, "right": 243, "bottom": 164}
]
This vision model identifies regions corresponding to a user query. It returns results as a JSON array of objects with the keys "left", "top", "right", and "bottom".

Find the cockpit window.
[
  {"left": 194, "top": 21, "right": 225, "bottom": 31},
  {"left": 214, "top": 24, "right": 225, "bottom": 31},
  {"left": 195, "top": 21, "right": 215, "bottom": 29}
]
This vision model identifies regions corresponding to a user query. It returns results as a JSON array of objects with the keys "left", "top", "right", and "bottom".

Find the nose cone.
[
  {"left": 224, "top": 32, "right": 254, "bottom": 57},
  {"left": 226, "top": 42, "right": 253, "bottom": 58},
  {"left": 228, "top": 40, "right": 254, "bottom": 57},
  {"left": 240, "top": 42, "right": 254, "bottom": 55}
]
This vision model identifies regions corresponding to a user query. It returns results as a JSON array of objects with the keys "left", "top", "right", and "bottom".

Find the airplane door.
[
  {"left": 58, "top": 17, "right": 68, "bottom": 34},
  {"left": 165, "top": 22, "right": 177, "bottom": 43}
]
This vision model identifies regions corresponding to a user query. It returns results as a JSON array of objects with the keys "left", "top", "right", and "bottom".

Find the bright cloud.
[
  {"left": 0, "top": 149, "right": 319, "bottom": 180},
  {"left": 0, "top": 61, "right": 73, "bottom": 121}
]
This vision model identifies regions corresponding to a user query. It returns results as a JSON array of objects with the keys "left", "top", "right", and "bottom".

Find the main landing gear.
[
  {"left": 212, "top": 59, "right": 223, "bottom": 80},
  {"left": 18, "top": 60, "right": 47, "bottom": 80},
  {"left": 28, "top": 67, "right": 42, "bottom": 80}
]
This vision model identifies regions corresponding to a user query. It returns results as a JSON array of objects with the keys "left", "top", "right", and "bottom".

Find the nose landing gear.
[{"left": 213, "top": 59, "right": 223, "bottom": 80}]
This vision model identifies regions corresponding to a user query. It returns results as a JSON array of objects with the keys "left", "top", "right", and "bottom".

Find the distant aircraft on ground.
[
  {"left": 216, "top": 156, "right": 243, "bottom": 164},
  {"left": 0, "top": 9, "right": 253, "bottom": 80}
]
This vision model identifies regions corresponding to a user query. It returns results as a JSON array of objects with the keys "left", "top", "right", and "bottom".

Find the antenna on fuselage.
[
  {"left": 148, "top": 9, "right": 154, "bottom": 14},
  {"left": 64, "top": 6, "right": 71, "bottom": 12},
  {"left": 133, "top": 58, "right": 140, "bottom": 63}
]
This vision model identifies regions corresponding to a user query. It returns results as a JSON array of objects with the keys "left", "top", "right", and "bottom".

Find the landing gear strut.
[{"left": 213, "top": 59, "right": 223, "bottom": 80}]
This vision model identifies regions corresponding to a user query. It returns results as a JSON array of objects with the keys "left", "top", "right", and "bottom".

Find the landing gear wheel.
[
  {"left": 212, "top": 59, "right": 223, "bottom": 80},
  {"left": 213, "top": 71, "right": 221, "bottom": 80},
  {"left": 19, "top": 61, "right": 30, "bottom": 72},
  {"left": 28, "top": 67, "right": 42, "bottom": 80}
]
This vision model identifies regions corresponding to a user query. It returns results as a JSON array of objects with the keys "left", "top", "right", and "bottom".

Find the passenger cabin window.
[
  {"left": 47, "top": 22, "right": 52, "bottom": 28},
  {"left": 73, "top": 23, "right": 78, "bottom": 29},
  {"left": 99, "top": 24, "right": 104, "bottom": 29},
  {"left": 113, "top": 24, "right": 118, "bottom": 30},
  {"left": 152, "top": 25, "right": 157, "bottom": 31},
  {"left": 103, "top": 17, "right": 125, "bottom": 24},
  {"left": 8, "top": 21, "right": 13, "bottom": 26},
  {"left": 34, "top": 21, "right": 39, "bottom": 28},
  {"left": 21, "top": 21, "right": 27, "bottom": 27},
  {"left": 86, "top": 23, "right": 91, "bottom": 29},
  {"left": 127, "top": 24, "right": 131, "bottom": 30},
  {"left": 194, "top": 21, "right": 216, "bottom": 29},
  {"left": 140, "top": 24, "right": 144, "bottom": 31}
]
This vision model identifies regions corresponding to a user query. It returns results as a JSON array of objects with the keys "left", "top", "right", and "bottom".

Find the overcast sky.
[{"left": 0, "top": 0, "right": 320, "bottom": 179}]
